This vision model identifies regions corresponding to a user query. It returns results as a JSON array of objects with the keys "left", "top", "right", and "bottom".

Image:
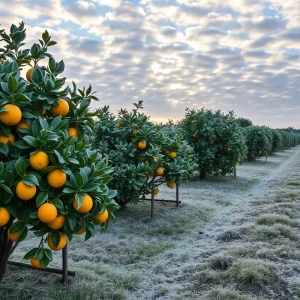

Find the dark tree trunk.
[
  {"left": 0, "top": 225, "right": 14, "bottom": 281},
  {"left": 199, "top": 169, "right": 206, "bottom": 179}
]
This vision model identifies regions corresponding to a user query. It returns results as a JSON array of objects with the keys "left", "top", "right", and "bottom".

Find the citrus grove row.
[{"left": 0, "top": 23, "right": 299, "bottom": 280}]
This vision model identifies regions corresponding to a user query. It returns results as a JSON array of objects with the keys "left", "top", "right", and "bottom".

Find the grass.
[
  {"left": 215, "top": 199, "right": 232, "bottom": 206},
  {"left": 200, "top": 287, "right": 259, "bottom": 300},
  {"left": 256, "top": 214, "right": 300, "bottom": 227}
]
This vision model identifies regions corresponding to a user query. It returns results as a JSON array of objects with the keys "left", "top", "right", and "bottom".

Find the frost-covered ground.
[{"left": 1, "top": 147, "right": 300, "bottom": 300}]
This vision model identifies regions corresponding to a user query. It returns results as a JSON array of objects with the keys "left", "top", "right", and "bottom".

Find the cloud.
[{"left": 0, "top": 0, "right": 300, "bottom": 128}]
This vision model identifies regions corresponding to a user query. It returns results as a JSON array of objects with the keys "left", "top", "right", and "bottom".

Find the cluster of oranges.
[{"left": 0, "top": 88, "right": 108, "bottom": 268}]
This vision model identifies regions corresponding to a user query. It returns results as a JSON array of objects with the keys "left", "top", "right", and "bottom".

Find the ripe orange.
[
  {"left": 0, "top": 58, "right": 4, "bottom": 63},
  {"left": 115, "top": 123, "right": 121, "bottom": 128},
  {"left": 227, "top": 147, "right": 231, "bottom": 152},
  {"left": 16, "top": 120, "right": 30, "bottom": 129},
  {"left": 16, "top": 181, "right": 37, "bottom": 200},
  {"left": 47, "top": 232, "right": 67, "bottom": 251},
  {"left": 138, "top": 141, "right": 147, "bottom": 150},
  {"left": 132, "top": 129, "right": 137, "bottom": 135},
  {"left": 169, "top": 151, "right": 177, "bottom": 159},
  {"left": 8, "top": 229, "right": 22, "bottom": 242},
  {"left": 30, "top": 257, "right": 44, "bottom": 269},
  {"left": 73, "top": 194, "right": 93, "bottom": 213},
  {"left": 68, "top": 127, "right": 79, "bottom": 139},
  {"left": 48, "top": 215, "right": 65, "bottom": 230},
  {"left": 51, "top": 98, "right": 69, "bottom": 116},
  {"left": 191, "top": 120, "right": 195, "bottom": 124},
  {"left": 26, "top": 68, "right": 34, "bottom": 81},
  {"left": 95, "top": 209, "right": 109, "bottom": 224},
  {"left": 0, "top": 207, "right": 10, "bottom": 227},
  {"left": 155, "top": 167, "right": 164, "bottom": 176},
  {"left": 167, "top": 181, "right": 175, "bottom": 189},
  {"left": 47, "top": 169, "right": 67, "bottom": 188},
  {"left": 29, "top": 151, "right": 49, "bottom": 171},
  {"left": 153, "top": 189, "right": 159, "bottom": 196},
  {"left": 0, "top": 133, "right": 15, "bottom": 144},
  {"left": 37, "top": 203, "right": 57, "bottom": 223},
  {"left": 0, "top": 104, "right": 22, "bottom": 126}
]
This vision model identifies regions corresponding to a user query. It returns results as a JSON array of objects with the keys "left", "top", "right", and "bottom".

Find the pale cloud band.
[{"left": 1, "top": 0, "right": 300, "bottom": 128}]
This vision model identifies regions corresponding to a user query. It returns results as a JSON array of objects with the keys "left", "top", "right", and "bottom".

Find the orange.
[
  {"left": 167, "top": 181, "right": 175, "bottom": 189},
  {"left": 227, "top": 147, "right": 231, "bottom": 152},
  {"left": 0, "top": 58, "right": 4, "bottom": 63},
  {"left": 30, "top": 257, "right": 44, "bottom": 269},
  {"left": 164, "top": 150, "right": 170, "bottom": 156},
  {"left": 169, "top": 151, "right": 177, "bottom": 159},
  {"left": 16, "top": 181, "right": 37, "bottom": 200},
  {"left": 115, "top": 123, "right": 121, "bottom": 128},
  {"left": 153, "top": 189, "right": 159, "bottom": 196},
  {"left": 0, "top": 104, "right": 22, "bottom": 126},
  {"left": 0, "top": 133, "right": 15, "bottom": 144},
  {"left": 47, "top": 169, "right": 67, "bottom": 188},
  {"left": 48, "top": 215, "right": 65, "bottom": 230},
  {"left": 29, "top": 151, "right": 49, "bottom": 171},
  {"left": 210, "top": 140, "right": 214, "bottom": 145},
  {"left": 155, "top": 167, "right": 164, "bottom": 176},
  {"left": 95, "top": 209, "right": 109, "bottom": 224},
  {"left": 47, "top": 232, "right": 67, "bottom": 251},
  {"left": 191, "top": 120, "right": 195, "bottom": 124},
  {"left": 73, "top": 194, "right": 93, "bottom": 213},
  {"left": 132, "top": 129, "right": 137, "bottom": 135},
  {"left": 75, "top": 223, "right": 85, "bottom": 235},
  {"left": 0, "top": 207, "right": 10, "bottom": 227},
  {"left": 16, "top": 120, "right": 30, "bottom": 129},
  {"left": 26, "top": 68, "right": 34, "bottom": 81},
  {"left": 51, "top": 99, "right": 69, "bottom": 116},
  {"left": 138, "top": 140, "right": 147, "bottom": 150},
  {"left": 37, "top": 203, "right": 57, "bottom": 223},
  {"left": 8, "top": 229, "right": 22, "bottom": 242},
  {"left": 68, "top": 127, "right": 79, "bottom": 139}
]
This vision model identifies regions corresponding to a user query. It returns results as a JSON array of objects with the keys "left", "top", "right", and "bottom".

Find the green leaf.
[
  {"left": 23, "top": 173, "right": 39, "bottom": 186},
  {"left": 49, "top": 231, "right": 60, "bottom": 248},
  {"left": 51, "top": 198, "right": 64, "bottom": 210},
  {"left": 15, "top": 157, "right": 26, "bottom": 176},
  {"left": 75, "top": 173, "right": 84, "bottom": 188},
  {"left": 0, "top": 183, "right": 12, "bottom": 194},
  {"left": 62, "top": 187, "right": 75, "bottom": 194},
  {"left": 14, "top": 140, "right": 32, "bottom": 149},
  {"left": 74, "top": 193, "right": 83, "bottom": 209},
  {"left": 23, "top": 136, "right": 39, "bottom": 147},
  {"left": 54, "top": 150, "right": 65, "bottom": 164},
  {"left": 36, "top": 192, "right": 48, "bottom": 207},
  {"left": 0, "top": 143, "right": 8, "bottom": 155},
  {"left": 67, "top": 215, "right": 76, "bottom": 231},
  {"left": 7, "top": 75, "right": 18, "bottom": 93}
]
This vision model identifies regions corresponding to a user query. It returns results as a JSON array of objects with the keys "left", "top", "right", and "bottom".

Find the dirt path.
[{"left": 129, "top": 147, "right": 300, "bottom": 299}]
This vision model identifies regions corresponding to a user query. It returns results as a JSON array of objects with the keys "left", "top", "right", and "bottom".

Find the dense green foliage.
[
  {"left": 180, "top": 108, "right": 246, "bottom": 178},
  {"left": 93, "top": 101, "right": 197, "bottom": 206}
]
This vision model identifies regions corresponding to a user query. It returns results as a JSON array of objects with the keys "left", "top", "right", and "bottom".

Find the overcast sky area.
[{"left": 1, "top": 0, "right": 300, "bottom": 128}]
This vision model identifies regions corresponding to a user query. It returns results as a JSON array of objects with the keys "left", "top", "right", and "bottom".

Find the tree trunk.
[
  {"left": 0, "top": 225, "right": 14, "bottom": 281},
  {"left": 199, "top": 169, "right": 206, "bottom": 179}
]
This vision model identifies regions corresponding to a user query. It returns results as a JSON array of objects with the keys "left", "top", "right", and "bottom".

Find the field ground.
[{"left": 1, "top": 147, "right": 300, "bottom": 299}]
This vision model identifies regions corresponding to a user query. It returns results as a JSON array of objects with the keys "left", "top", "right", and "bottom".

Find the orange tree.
[
  {"left": 92, "top": 101, "right": 197, "bottom": 207},
  {"left": 180, "top": 108, "right": 246, "bottom": 178},
  {"left": 244, "top": 126, "right": 272, "bottom": 161},
  {"left": 0, "top": 22, "right": 118, "bottom": 280}
]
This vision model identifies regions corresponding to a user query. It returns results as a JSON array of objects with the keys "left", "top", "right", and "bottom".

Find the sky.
[{"left": 1, "top": 0, "right": 300, "bottom": 128}]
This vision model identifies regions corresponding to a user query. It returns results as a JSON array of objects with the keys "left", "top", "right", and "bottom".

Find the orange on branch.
[
  {"left": 73, "top": 194, "right": 93, "bottom": 213},
  {"left": 138, "top": 140, "right": 147, "bottom": 150},
  {"left": 0, "top": 133, "right": 15, "bottom": 144},
  {"left": 68, "top": 127, "right": 79, "bottom": 139},
  {"left": 30, "top": 257, "right": 44, "bottom": 269},
  {"left": 16, "top": 120, "right": 30, "bottom": 129},
  {"left": 37, "top": 203, "right": 57, "bottom": 223},
  {"left": 47, "top": 169, "right": 67, "bottom": 188},
  {"left": 155, "top": 167, "right": 164, "bottom": 176},
  {"left": 29, "top": 151, "right": 49, "bottom": 171},
  {"left": 47, "top": 232, "right": 67, "bottom": 251},
  {"left": 48, "top": 215, "right": 65, "bottom": 230},
  {"left": 167, "top": 181, "right": 176, "bottom": 189},
  {"left": 51, "top": 98, "right": 69, "bottom": 116},
  {"left": 8, "top": 229, "right": 22, "bottom": 242},
  {"left": 26, "top": 68, "right": 34, "bottom": 81},
  {"left": 95, "top": 209, "right": 109, "bottom": 224},
  {"left": 0, "top": 104, "right": 22, "bottom": 126},
  {"left": 16, "top": 181, "right": 37, "bottom": 200},
  {"left": 0, "top": 207, "right": 10, "bottom": 227}
]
